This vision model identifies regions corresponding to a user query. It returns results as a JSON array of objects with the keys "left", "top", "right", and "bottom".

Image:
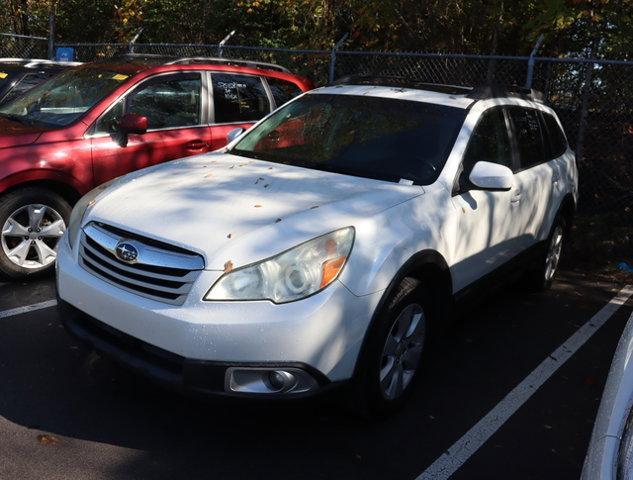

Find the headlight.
[
  {"left": 67, "top": 180, "right": 115, "bottom": 249},
  {"left": 205, "top": 227, "right": 355, "bottom": 303}
]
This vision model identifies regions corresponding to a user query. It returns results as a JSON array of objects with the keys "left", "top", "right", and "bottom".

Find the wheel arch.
[
  {"left": 0, "top": 170, "right": 88, "bottom": 205},
  {"left": 352, "top": 249, "right": 453, "bottom": 378}
]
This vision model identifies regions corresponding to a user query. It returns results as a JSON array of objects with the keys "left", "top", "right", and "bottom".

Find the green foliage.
[{"left": 1, "top": 0, "right": 632, "bottom": 58}]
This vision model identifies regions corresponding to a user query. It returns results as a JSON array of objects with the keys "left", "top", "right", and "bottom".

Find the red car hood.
[{"left": 0, "top": 117, "right": 46, "bottom": 149}]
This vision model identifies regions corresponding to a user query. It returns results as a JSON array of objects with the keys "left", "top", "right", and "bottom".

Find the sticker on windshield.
[
  {"left": 0, "top": 72, "right": 7, "bottom": 79},
  {"left": 398, "top": 178, "right": 414, "bottom": 185},
  {"left": 112, "top": 74, "right": 129, "bottom": 81}
]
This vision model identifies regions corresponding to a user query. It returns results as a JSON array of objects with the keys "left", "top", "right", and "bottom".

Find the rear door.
[
  {"left": 208, "top": 72, "right": 273, "bottom": 150},
  {"left": 90, "top": 71, "right": 211, "bottom": 184},
  {"left": 506, "top": 106, "right": 554, "bottom": 246}
]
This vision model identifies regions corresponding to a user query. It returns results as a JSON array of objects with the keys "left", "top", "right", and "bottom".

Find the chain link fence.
[
  {"left": 1, "top": 38, "right": 631, "bottom": 253},
  {"left": 0, "top": 34, "right": 48, "bottom": 59}
]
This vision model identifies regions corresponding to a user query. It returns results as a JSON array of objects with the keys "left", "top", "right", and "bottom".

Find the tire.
[
  {"left": 350, "top": 277, "right": 432, "bottom": 417},
  {"left": 0, "top": 187, "right": 71, "bottom": 279},
  {"left": 522, "top": 214, "right": 567, "bottom": 292}
]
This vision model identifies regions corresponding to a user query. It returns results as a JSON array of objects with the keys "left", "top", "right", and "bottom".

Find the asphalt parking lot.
[{"left": 1, "top": 268, "right": 632, "bottom": 480}]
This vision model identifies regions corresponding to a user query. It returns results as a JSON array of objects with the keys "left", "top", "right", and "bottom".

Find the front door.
[
  {"left": 90, "top": 72, "right": 211, "bottom": 185},
  {"left": 451, "top": 107, "right": 521, "bottom": 291}
]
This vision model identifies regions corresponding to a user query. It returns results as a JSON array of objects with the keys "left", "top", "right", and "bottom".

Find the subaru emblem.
[{"left": 115, "top": 242, "right": 139, "bottom": 263}]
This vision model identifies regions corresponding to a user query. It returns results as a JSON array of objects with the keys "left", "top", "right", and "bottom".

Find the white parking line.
[
  {"left": 417, "top": 285, "right": 633, "bottom": 480},
  {"left": 0, "top": 299, "right": 58, "bottom": 319}
]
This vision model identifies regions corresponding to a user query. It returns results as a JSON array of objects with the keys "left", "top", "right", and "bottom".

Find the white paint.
[
  {"left": 418, "top": 285, "right": 633, "bottom": 480},
  {"left": 0, "top": 299, "right": 57, "bottom": 319}
]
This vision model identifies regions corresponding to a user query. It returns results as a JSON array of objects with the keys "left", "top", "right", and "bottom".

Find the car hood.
[
  {"left": 87, "top": 153, "right": 424, "bottom": 270},
  {"left": 0, "top": 117, "right": 46, "bottom": 148}
]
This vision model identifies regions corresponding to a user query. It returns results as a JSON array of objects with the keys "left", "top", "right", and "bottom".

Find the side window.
[
  {"left": 212, "top": 73, "right": 270, "bottom": 123},
  {"left": 542, "top": 112, "right": 568, "bottom": 159},
  {"left": 126, "top": 73, "right": 201, "bottom": 129},
  {"left": 94, "top": 73, "right": 202, "bottom": 134},
  {"left": 266, "top": 77, "right": 303, "bottom": 107},
  {"left": 461, "top": 108, "right": 513, "bottom": 182},
  {"left": 2, "top": 73, "right": 46, "bottom": 104},
  {"left": 508, "top": 107, "right": 546, "bottom": 169}
]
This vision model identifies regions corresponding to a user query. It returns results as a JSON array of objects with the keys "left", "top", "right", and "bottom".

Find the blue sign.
[{"left": 55, "top": 47, "right": 75, "bottom": 62}]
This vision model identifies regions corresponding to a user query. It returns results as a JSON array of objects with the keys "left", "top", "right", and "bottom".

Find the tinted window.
[
  {"left": 212, "top": 73, "right": 270, "bottom": 123},
  {"left": 463, "top": 108, "right": 513, "bottom": 172},
  {"left": 231, "top": 94, "right": 466, "bottom": 186},
  {"left": 126, "top": 73, "right": 201, "bottom": 129},
  {"left": 1, "top": 73, "right": 48, "bottom": 104},
  {"left": 508, "top": 107, "right": 546, "bottom": 169},
  {"left": 541, "top": 112, "right": 567, "bottom": 158},
  {"left": 267, "top": 77, "right": 303, "bottom": 107}
]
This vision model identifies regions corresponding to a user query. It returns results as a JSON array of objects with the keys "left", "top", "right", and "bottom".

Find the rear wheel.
[
  {"left": 0, "top": 187, "right": 71, "bottom": 279},
  {"left": 523, "top": 215, "right": 566, "bottom": 291},
  {"left": 351, "top": 277, "right": 432, "bottom": 416}
]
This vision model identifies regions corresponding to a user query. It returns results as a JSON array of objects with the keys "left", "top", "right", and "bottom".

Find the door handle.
[
  {"left": 511, "top": 190, "right": 522, "bottom": 203},
  {"left": 184, "top": 140, "right": 208, "bottom": 151}
]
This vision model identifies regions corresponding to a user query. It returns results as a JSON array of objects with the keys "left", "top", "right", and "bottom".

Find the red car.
[{"left": 0, "top": 55, "right": 312, "bottom": 278}]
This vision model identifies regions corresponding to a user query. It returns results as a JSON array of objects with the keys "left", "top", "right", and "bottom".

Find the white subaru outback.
[{"left": 56, "top": 78, "right": 578, "bottom": 414}]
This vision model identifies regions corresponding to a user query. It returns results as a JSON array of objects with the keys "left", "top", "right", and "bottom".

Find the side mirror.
[
  {"left": 468, "top": 161, "right": 513, "bottom": 191},
  {"left": 119, "top": 113, "right": 148, "bottom": 135},
  {"left": 227, "top": 127, "right": 245, "bottom": 144}
]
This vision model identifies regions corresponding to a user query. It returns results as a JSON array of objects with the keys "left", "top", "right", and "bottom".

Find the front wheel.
[
  {"left": 0, "top": 187, "right": 71, "bottom": 279},
  {"left": 350, "top": 277, "right": 431, "bottom": 416}
]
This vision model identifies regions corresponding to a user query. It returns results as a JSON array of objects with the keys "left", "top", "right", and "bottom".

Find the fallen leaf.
[
  {"left": 37, "top": 434, "right": 59, "bottom": 445},
  {"left": 310, "top": 205, "right": 319, "bottom": 209},
  {"left": 204, "top": 173, "right": 213, "bottom": 178},
  {"left": 227, "top": 233, "right": 232, "bottom": 239},
  {"left": 275, "top": 218, "right": 282, "bottom": 223},
  {"left": 254, "top": 204, "right": 262, "bottom": 208},
  {"left": 224, "top": 261, "right": 234, "bottom": 272},
  {"left": 264, "top": 184, "right": 270, "bottom": 188}
]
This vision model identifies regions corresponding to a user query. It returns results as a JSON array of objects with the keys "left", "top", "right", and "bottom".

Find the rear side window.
[
  {"left": 266, "top": 77, "right": 303, "bottom": 107},
  {"left": 212, "top": 73, "right": 270, "bottom": 123},
  {"left": 541, "top": 112, "right": 568, "bottom": 159},
  {"left": 508, "top": 107, "right": 546, "bottom": 169}
]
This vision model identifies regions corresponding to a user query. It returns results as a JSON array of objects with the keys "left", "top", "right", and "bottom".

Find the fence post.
[
  {"left": 47, "top": 5, "right": 56, "bottom": 60},
  {"left": 575, "top": 62, "right": 593, "bottom": 164},
  {"left": 218, "top": 30, "right": 236, "bottom": 58},
  {"left": 525, "top": 34, "right": 544, "bottom": 88},
  {"left": 328, "top": 33, "right": 349, "bottom": 83}
]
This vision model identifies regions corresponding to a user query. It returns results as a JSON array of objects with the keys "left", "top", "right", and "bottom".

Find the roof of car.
[
  {"left": 319, "top": 76, "right": 546, "bottom": 110},
  {"left": 0, "top": 59, "right": 81, "bottom": 75},
  {"left": 313, "top": 84, "right": 477, "bottom": 109}
]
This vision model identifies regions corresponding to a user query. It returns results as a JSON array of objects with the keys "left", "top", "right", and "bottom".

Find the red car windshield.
[{"left": 0, "top": 65, "right": 130, "bottom": 128}]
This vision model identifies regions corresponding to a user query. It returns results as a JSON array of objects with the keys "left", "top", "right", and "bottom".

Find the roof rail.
[
  {"left": 467, "top": 84, "right": 545, "bottom": 102},
  {"left": 332, "top": 75, "right": 473, "bottom": 95},
  {"left": 165, "top": 57, "right": 290, "bottom": 73}
]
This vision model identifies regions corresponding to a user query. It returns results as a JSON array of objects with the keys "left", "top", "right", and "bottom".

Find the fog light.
[
  {"left": 226, "top": 367, "right": 318, "bottom": 395},
  {"left": 267, "top": 370, "right": 296, "bottom": 391}
]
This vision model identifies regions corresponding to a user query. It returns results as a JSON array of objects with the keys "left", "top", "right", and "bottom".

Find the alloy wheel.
[
  {"left": 1, "top": 204, "right": 66, "bottom": 270},
  {"left": 544, "top": 225, "right": 564, "bottom": 282},
  {"left": 379, "top": 303, "right": 426, "bottom": 401}
]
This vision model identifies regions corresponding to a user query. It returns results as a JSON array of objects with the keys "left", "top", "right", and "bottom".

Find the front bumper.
[{"left": 56, "top": 237, "right": 382, "bottom": 396}]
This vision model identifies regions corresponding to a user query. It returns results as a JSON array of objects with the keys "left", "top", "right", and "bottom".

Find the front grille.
[{"left": 79, "top": 222, "right": 204, "bottom": 305}]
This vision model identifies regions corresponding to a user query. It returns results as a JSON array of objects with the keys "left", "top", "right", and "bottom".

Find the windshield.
[
  {"left": 231, "top": 93, "right": 466, "bottom": 185},
  {"left": 0, "top": 66, "right": 130, "bottom": 127},
  {"left": 0, "top": 67, "right": 20, "bottom": 93}
]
